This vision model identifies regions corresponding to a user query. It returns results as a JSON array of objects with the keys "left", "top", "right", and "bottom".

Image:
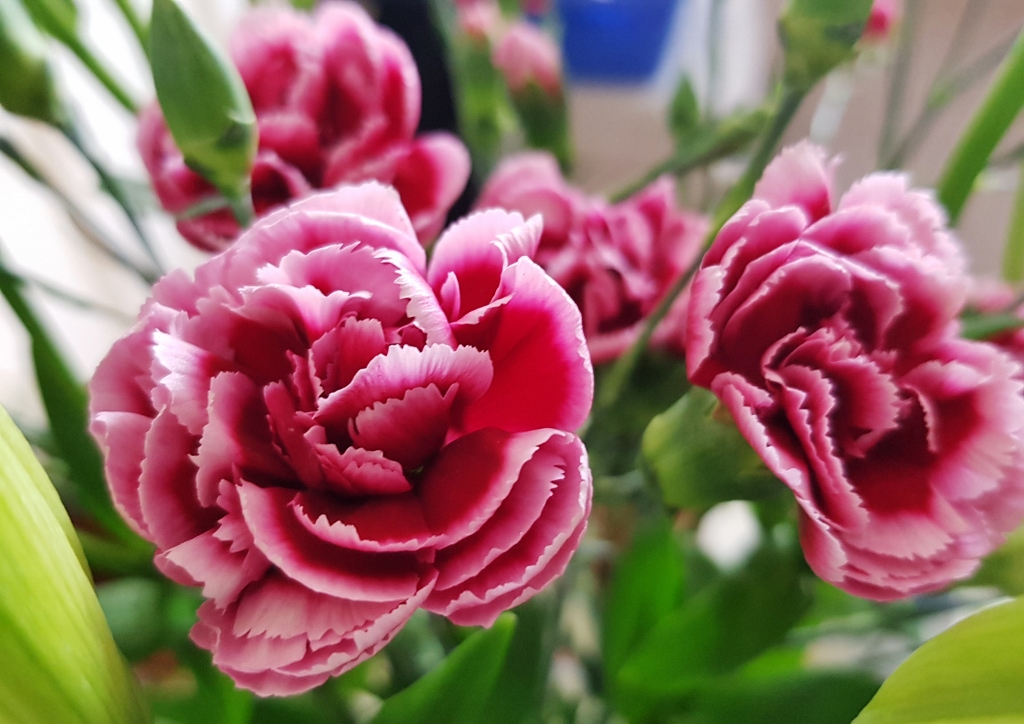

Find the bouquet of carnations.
[{"left": 2, "top": 0, "right": 1024, "bottom": 721}]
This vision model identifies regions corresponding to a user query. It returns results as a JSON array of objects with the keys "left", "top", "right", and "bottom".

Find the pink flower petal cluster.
[
  {"left": 492, "top": 21, "right": 563, "bottom": 97},
  {"left": 477, "top": 152, "right": 707, "bottom": 363},
  {"left": 687, "top": 142, "right": 1024, "bottom": 600},
  {"left": 139, "top": 2, "right": 470, "bottom": 252},
  {"left": 89, "top": 183, "right": 593, "bottom": 695}
]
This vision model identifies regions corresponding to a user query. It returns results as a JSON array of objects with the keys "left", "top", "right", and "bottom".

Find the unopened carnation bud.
[
  {"left": 0, "top": 404, "right": 147, "bottom": 724},
  {"left": 0, "top": 0, "right": 63, "bottom": 123},
  {"left": 779, "top": 0, "right": 873, "bottom": 91},
  {"left": 493, "top": 21, "right": 562, "bottom": 98},
  {"left": 150, "top": 0, "right": 257, "bottom": 220}
]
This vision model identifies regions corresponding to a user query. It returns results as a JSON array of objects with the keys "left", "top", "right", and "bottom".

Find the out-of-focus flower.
[
  {"left": 968, "top": 278, "right": 1024, "bottom": 372},
  {"left": 687, "top": 142, "right": 1024, "bottom": 600},
  {"left": 89, "top": 183, "right": 593, "bottom": 696},
  {"left": 492, "top": 20, "right": 562, "bottom": 98},
  {"left": 477, "top": 152, "right": 707, "bottom": 363},
  {"left": 139, "top": 2, "right": 470, "bottom": 252},
  {"left": 0, "top": 404, "right": 147, "bottom": 724},
  {"left": 520, "top": 0, "right": 550, "bottom": 17},
  {"left": 456, "top": 0, "right": 502, "bottom": 42},
  {"left": 863, "top": 0, "right": 902, "bottom": 42}
]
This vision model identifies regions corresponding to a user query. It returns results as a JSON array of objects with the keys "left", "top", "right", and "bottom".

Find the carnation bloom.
[
  {"left": 492, "top": 21, "right": 563, "bottom": 97},
  {"left": 89, "top": 183, "right": 593, "bottom": 695},
  {"left": 139, "top": 2, "right": 470, "bottom": 252},
  {"left": 687, "top": 142, "right": 1024, "bottom": 600},
  {"left": 477, "top": 152, "right": 707, "bottom": 363}
]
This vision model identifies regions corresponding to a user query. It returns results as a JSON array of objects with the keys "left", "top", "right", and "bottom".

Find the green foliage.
[
  {"left": 642, "top": 387, "right": 781, "bottom": 512},
  {"left": 372, "top": 613, "right": 517, "bottom": 724},
  {"left": 97, "top": 578, "right": 166, "bottom": 662},
  {"left": 587, "top": 352, "right": 690, "bottom": 477},
  {"left": 938, "top": 28, "right": 1024, "bottom": 224},
  {"left": 0, "top": 265, "right": 145, "bottom": 546},
  {"left": 669, "top": 77, "right": 701, "bottom": 141},
  {"left": 779, "top": 0, "right": 873, "bottom": 91},
  {"left": 854, "top": 596, "right": 1024, "bottom": 723},
  {"left": 0, "top": 403, "right": 147, "bottom": 724},
  {"left": 20, "top": 0, "right": 78, "bottom": 42},
  {"left": 682, "top": 670, "right": 880, "bottom": 724},
  {"left": 150, "top": 0, "right": 257, "bottom": 217},
  {"left": 0, "top": 0, "right": 62, "bottom": 122},
  {"left": 615, "top": 540, "right": 813, "bottom": 721},
  {"left": 972, "top": 526, "right": 1024, "bottom": 595},
  {"left": 484, "top": 598, "right": 558, "bottom": 724},
  {"left": 511, "top": 82, "right": 573, "bottom": 172},
  {"left": 603, "top": 518, "right": 686, "bottom": 701}
]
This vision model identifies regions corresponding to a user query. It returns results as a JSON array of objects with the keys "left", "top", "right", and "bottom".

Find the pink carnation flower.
[
  {"left": 687, "top": 142, "right": 1024, "bottom": 600},
  {"left": 139, "top": 2, "right": 470, "bottom": 252},
  {"left": 477, "top": 152, "right": 707, "bottom": 363},
  {"left": 89, "top": 184, "right": 593, "bottom": 695},
  {"left": 492, "top": 21, "right": 563, "bottom": 97}
]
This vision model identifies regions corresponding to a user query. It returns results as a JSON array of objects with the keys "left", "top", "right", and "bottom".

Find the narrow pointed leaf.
[
  {"left": 372, "top": 614, "right": 517, "bottom": 724},
  {"left": 0, "top": 266, "right": 144, "bottom": 545},
  {"left": 0, "top": 403, "right": 147, "bottom": 724}
]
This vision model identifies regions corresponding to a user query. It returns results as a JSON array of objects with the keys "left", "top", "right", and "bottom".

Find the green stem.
[
  {"left": 1004, "top": 160, "right": 1024, "bottom": 282},
  {"left": 878, "top": 0, "right": 918, "bottom": 167},
  {"left": 110, "top": 0, "right": 148, "bottom": 50},
  {"left": 709, "top": 86, "right": 806, "bottom": 235},
  {"left": 60, "top": 32, "right": 138, "bottom": 113},
  {"left": 591, "top": 86, "right": 805, "bottom": 424},
  {"left": 0, "top": 136, "right": 158, "bottom": 284},
  {"left": 61, "top": 123, "right": 163, "bottom": 275},
  {"left": 937, "top": 27, "right": 1024, "bottom": 225},
  {"left": 610, "top": 109, "right": 769, "bottom": 203}
]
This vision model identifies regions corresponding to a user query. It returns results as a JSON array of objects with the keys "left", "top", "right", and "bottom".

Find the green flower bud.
[
  {"left": 641, "top": 386, "right": 780, "bottom": 512},
  {"left": 150, "top": 0, "right": 257, "bottom": 219},
  {"left": 19, "top": 0, "right": 78, "bottom": 42},
  {"left": 779, "top": 0, "right": 873, "bottom": 92},
  {"left": 0, "top": 403, "right": 148, "bottom": 724},
  {"left": 0, "top": 0, "right": 62, "bottom": 122}
]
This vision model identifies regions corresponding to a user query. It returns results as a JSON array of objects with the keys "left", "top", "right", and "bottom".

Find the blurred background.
[{"left": 2, "top": 0, "right": 1023, "bottom": 436}]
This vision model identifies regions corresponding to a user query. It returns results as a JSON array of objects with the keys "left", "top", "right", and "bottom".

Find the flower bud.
[
  {"left": 0, "top": 403, "right": 147, "bottom": 723},
  {"left": 149, "top": 0, "right": 257, "bottom": 214},
  {"left": 0, "top": 0, "right": 62, "bottom": 122},
  {"left": 642, "top": 387, "right": 779, "bottom": 512},
  {"left": 778, "top": 0, "right": 873, "bottom": 91}
]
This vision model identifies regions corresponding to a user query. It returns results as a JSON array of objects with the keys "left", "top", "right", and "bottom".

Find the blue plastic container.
[{"left": 558, "top": 0, "right": 682, "bottom": 83}]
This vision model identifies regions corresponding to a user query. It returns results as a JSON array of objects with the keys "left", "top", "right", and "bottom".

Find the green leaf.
[
  {"left": 20, "top": 0, "right": 78, "bottom": 40},
  {"left": 510, "top": 82, "right": 573, "bottom": 172},
  {"left": 938, "top": 28, "right": 1024, "bottom": 224},
  {"left": 779, "top": 0, "right": 873, "bottom": 91},
  {"left": 616, "top": 541, "right": 812, "bottom": 720},
  {"left": 0, "top": 0, "right": 62, "bottom": 122},
  {"left": 669, "top": 76, "right": 701, "bottom": 143},
  {"left": 0, "top": 265, "right": 145, "bottom": 546},
  {"left": 854, "top": 596, "right": 1024, "bottom": 723},
  {"left": 97, "top": 578, "right": 165, "bottom": 662},
  {"left": 603, "top": 518, "right": 686, "bottom": 700},
  {"left": 972, "top": 526, "right": 1024, "bottom": 595},
  {"left": 485, "top": 597, "right": 558, "bottom": 724},
  {"left": 150, "top": 0, "right": 257, "bottom": 215},
  {"left": 372, "top": 613, "right": 517, "bottom": 724},
  {"left": 685, "top": 670, "right": 881, "bottom": 724},
  {"left": 642, "top": 386, "right": 781, "bottom": 511},
  {"left": 0, "top": 402, "right": 148, "bottom": 724}
]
